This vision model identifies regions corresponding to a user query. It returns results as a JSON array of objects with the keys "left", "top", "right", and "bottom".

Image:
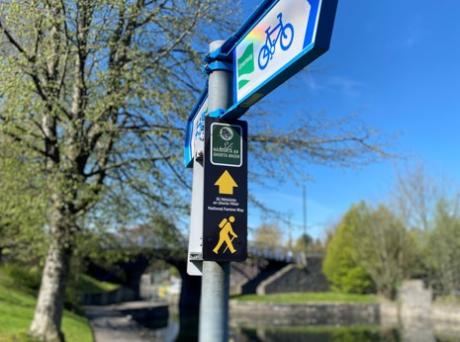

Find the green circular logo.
[{"left": 220, "top": 127, "right": 233, "bottom": 141}]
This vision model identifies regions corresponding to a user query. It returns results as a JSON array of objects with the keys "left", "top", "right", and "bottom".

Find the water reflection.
[
  {"left": 230, "top": 323, "right": 460, "bottom": 342},
  {"left": 400, "top": 320, "right": 435, "bottom": 342},
  {"left": 232, "top": 326, "right": 401, "bottom": 342},
  {"left": 141, "top": 312, "right": 459, "bottom": 342}
]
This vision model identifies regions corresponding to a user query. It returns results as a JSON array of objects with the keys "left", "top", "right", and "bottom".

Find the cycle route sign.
[
  {"left": 184, "top": 0, "right": 337, "bottom": 166},
  {"left": 226, "top": 0, "right": 338, "bottom": 118}
]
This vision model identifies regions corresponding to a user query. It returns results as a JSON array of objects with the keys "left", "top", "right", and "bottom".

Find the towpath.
[{"left": 84, "top": 301, "right": 176, "bottom": 342}]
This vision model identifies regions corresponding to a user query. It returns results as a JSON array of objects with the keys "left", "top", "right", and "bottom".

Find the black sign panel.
[{"left": 203, "top": 117, "right": 248, "bottom": 262}]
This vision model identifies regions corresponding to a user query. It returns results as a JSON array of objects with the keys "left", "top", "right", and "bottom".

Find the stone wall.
[
  {"left": 391, "top": 280, "right": 460, "bottom": 340},
  {"left": 230, "top": 279, "right": 460, "bottom": 339},
  {"left": 230, "top": 259, "right": 269, "bottom": 295},
  {"left": 432, "top": 303, "right": 460, "bottom": 324},
  {"left": 82, "top": 287, "right": 137, "bottom": 306},
  {"left": 257, "top": 259, "right": 329, "bottom": 295},
  {"left": 379, "top": 300, "right": 399, "bottom": 327},
  {"left": 231, "top": 258, "right": 268, "bottom": 292},
  {"left": 230, "top": 301, "right": 380, "bottom": 326},
  {"left": 399, "top": 280, "right": 432, "bottom": 321}
]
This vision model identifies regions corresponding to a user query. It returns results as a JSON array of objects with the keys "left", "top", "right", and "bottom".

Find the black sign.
[{"left": 203, "top": 117, "right": 247, "bottom": 262}]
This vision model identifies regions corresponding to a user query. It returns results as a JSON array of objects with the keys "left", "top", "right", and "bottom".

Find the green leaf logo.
[{"left": 238, "top": 43, "right": 254, "bottom": 89}]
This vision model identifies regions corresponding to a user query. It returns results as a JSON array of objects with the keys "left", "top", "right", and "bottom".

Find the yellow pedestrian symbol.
[{"left": 213, "top": 216, "right": 238, "bottom": 254}]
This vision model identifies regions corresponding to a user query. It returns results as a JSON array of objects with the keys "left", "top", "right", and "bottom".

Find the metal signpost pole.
[
  {"left": 186, "top": 1, "right": 338, "bottom": 339},
  {"left": 199, "top": 40, "right": 233, "bottom": 342}
]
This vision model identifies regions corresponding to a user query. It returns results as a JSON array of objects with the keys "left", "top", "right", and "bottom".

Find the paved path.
[{"left": 84, "top": 302, "right": 177, "bottom": 342}]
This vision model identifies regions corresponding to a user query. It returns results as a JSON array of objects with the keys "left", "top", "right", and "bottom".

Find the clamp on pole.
[
  {"left": 204, "top": 47, "right": 232, "bottom": 74},
  {"left": 205, "top": 61, "right": 233, "bottom": 74},
  {"left": 207, "top": 109, "right": 226, "bottom": 118},
  {"left": 205, "top": 47, "right": 230, "bottom": 63}
]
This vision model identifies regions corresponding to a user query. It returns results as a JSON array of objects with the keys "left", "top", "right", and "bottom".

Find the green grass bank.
[
  {"left": 0, "top": 264, "right": 113, "bottom": 342},
  {"left": 233, "top": 291, "right": 378, "bottom": 304}
]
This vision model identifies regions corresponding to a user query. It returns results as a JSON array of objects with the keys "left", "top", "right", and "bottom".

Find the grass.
[
  {"left": 77, "top": 274, "right": 119, "bottom": 294},
  {"left": 232, "top": 291, "right": 378, "bottom": 304},
  {"left": 245, "top": 324, "right": 381, "bottom": 333},
  {"left": 0, "top": 265, "right": 93, "bottom": 342}
]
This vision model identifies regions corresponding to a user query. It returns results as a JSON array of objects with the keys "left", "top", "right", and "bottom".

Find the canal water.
[
  {"left": 232, "top": 325, "right": 400, "bottom": 342},
  {"left": 142, "top": 315, "right": 459, "bottom": 341}
]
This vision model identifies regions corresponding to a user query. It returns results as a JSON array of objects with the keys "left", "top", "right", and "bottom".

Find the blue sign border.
[
  {"left": 225, "top": 0, "right": 338, "bottom": 120},
  {"left": 184, "top": 88, "right": 208, "bottom": 167}
]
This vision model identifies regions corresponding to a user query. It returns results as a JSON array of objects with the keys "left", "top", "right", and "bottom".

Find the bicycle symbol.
[{"left": 258, "top": 13, "right": 295, "bottom": 70}]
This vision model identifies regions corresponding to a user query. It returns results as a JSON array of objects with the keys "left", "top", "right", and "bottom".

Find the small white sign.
[
  {"left": 184, "top": 94, "right": 208, "bottom": 167},
  {"left": 191, "top": 98, "right": 207, "bottom": 159}
]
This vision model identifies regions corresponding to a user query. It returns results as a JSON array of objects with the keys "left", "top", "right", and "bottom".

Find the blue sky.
[{"left": 237, "top": 0, "right": 460, "bottom": 240}]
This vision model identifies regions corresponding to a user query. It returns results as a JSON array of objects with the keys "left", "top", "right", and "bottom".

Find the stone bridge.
[
  {"left": 87, "top": 243, "right": 326, "bottom": 303},
  {"left": 86, "top": 242, "right": 328, "bottom": 338}
]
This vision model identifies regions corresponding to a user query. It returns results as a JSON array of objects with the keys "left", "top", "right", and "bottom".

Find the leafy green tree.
[
  {"left": 0, "top": 140, "right": 47, "bottom": 263},
  {"left": 323, "top": 203, "right": 375, "bottom": 294},
  {"left": 390, "top": 166, "right": 460, "bottom": 292},
  {"left": 354, "top": 205, "right": 416, "bottom": 299},
  {"left": 0, "top": 1, "right": 233, "bottom": 340},
  {"left": 325, "top": 202, "right": 417, "bottom": 299},
  {"left": 428, "top": 199, "right": 460, "bottom": 295}
]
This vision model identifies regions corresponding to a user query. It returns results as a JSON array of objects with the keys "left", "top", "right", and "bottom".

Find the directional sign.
[
  {"left": 215, "top": 170, "right": 238, "bottom": 195},
  {"left": 184, "top": 90, "right": 208, "bottom": 167},
  {"left": 203, "top": 117, "right": 248, "bottom": 262},
  {"left": 184, "top": 1, "right": 337, "bottom": 164},
  {"left": 225, "top": 0, "right": 338, "bottom": 118}
]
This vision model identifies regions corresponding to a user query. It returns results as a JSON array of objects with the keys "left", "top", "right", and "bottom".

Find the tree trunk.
[{"left": 29, "top": 206, "right": 74, "bottom": 342}]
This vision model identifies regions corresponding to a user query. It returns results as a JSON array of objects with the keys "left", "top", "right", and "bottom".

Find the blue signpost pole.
[{"left": 199, "top": 40, "right": 233, "bottom": 342}]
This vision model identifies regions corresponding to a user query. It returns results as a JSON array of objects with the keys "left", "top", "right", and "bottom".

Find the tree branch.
[{"left": 0, "top": 19, "right": 33, "bottom": 62}]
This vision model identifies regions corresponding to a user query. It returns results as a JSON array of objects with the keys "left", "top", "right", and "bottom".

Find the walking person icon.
[{"left": 213, "top": 216, "right": 238, "bottom": 254}]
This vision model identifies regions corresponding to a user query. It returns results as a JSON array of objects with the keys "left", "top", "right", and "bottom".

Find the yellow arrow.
[{"left": 214, "top": 170, "right": 238, "bottom": 195}]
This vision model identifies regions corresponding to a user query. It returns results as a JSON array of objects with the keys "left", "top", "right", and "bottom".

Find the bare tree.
[
  {"left": 249, "top": 112, "right": 390, "bottom": 185},
  {"left": 391, "top": 165, "right": 440, "bottom": 230},
  {"left": 253, "top": 223, "right": 283, "bottom": 249}
]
